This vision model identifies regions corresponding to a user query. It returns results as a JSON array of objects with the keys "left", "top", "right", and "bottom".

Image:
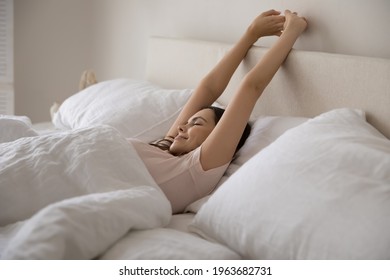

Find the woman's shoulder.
[{"left": 192, "top": 146, "right": 230, "bottom": 174}]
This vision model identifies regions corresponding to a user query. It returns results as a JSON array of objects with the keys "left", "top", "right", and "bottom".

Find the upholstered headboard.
[{"left": 146, "top": 37, "right": 390, "bottom": 139}]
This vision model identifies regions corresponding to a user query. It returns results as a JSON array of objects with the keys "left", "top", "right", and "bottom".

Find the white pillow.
[
  {"left": 189, "top": 108, "right": 390, "bottom": 259},
  {"left": 53, "top": 79, "right": 192, "bottom": 142},
  {"left": 223, "top": 115, "right": 309, "bottom": 182},
  {"left": 185, "top": 115, "right": 308, "bottom": 213},
  {"left": 0, "top": 115, "right": 37, "bottom": 143}
]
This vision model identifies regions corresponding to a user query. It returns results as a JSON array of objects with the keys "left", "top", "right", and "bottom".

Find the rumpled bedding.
[{"left": 0, "top": 118, "right": 171, "bottom": 259}]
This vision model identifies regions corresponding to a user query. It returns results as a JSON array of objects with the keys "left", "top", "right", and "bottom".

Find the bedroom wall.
[
  {"left": 14, "top": 0, "right": 95, "bottom": 123},
  {"left": 14, "top": 0, "right": 390, "bottom": 123}
]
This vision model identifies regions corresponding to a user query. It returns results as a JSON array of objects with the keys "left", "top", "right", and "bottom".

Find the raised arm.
[
  {"left": 200, "top": 10, "right": 308, "bottom": 170},
  {"left": 165, "top": 10, "right": 285, "bottom": 140}
]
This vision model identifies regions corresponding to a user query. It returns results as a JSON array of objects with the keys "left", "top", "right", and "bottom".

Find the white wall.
[
  {"left": 15, "top": 0, "right": 390, "bottom": 122},
  {"left": 14, "top": 0, "right": 95, "bottom": 122}
]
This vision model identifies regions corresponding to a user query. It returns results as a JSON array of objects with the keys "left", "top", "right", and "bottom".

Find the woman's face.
[{"left": 169, "top": 108, "right": 216, "bottom": 156}]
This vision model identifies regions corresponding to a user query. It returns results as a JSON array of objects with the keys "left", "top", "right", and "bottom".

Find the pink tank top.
[{"left": 128, "top": 138, "right": 229, "bottom": 213}]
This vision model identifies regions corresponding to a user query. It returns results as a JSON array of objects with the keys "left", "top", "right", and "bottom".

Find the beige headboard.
[{"left": 146, "top": 37, "right": 390, "bottom": 139}]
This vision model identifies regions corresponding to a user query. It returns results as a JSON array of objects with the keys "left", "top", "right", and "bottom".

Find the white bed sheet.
[{"left": 100, "top": 213, "right": 240, "bottom": 260}]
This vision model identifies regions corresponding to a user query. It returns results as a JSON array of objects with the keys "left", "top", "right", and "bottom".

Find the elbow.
[{"left": 241, "top": 75, "right": 267, "bottom": 98}]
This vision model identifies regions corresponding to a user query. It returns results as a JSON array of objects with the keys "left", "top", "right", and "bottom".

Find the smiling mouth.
[{"left": 175, "top": 135, "right": 188, "bottom": 141}]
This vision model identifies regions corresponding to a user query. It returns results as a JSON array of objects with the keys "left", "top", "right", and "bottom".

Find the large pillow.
[
  {"left": 185, "top": 115, "right": 308, "bottom": 213},
  {"left": 222, "top": 115, "right": 309, "bottom": 182},
  {"left": 52, "top": 79, "right": 192, "bottom": 142},
  {"left": 189, "top": 108, "right": 390, "bottom": 259}
]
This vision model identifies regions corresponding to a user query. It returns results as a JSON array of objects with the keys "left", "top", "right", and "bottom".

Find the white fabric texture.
[
  {"left": 185, "top": 116, "right": 308, "bottom": 213},
  {"left": 0, "top": 125, "right": 161, "bottom": 225},
  {"left": 100, "top": 228, "right": 241, "bottom": 260},
  {"left": 220, "top": 115, "right": 309, "bottom": 186},
  {"left": 0, "top": 125, "right": 171, "bottom": 259},
  {"left": 2, "top": 187, "right": 170, "bottom": 260},
  {"left": 52, "top": 79, "right": 192, "bottom": 142},
  {"left": 189, "top": 108, "right": 390, "bottom": 259},
  {"left": 0, "top": 115, "right": 38, "bottom": 143},
  {"left": 0, "top": 114, "right": 32, "bottom": 126}
]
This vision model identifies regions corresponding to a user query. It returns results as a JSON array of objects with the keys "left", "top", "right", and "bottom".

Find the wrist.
[
  {"left": 245, "top": 25, "right": 261, "bottom": 43},
  {"left": 244, "top": 26, "right": 260, "bottom": 45},
  {"left": 280, "top": 26, "right": 301, "bottom": 41},
  {"left": 283, "top": 21, "right": 307, "bottom": 38}
]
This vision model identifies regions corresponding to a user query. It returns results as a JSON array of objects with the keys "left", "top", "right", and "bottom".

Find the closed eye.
[{"left": 190, "top": 116, "right": 207, "bottom": 126}]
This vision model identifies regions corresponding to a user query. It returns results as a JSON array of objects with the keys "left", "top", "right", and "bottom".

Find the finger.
[
  {"left": 263, "top": 9, "right": 281, "bottom": 16},
  {"left": 276, "top": 22, "right": 285, "bottom": 29},
  {"left": 274, "top": 15, "right": 286, "bottom": 22}
]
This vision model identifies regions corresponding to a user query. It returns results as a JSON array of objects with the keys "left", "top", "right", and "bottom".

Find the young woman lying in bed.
[
  {"left": 123, "top": 9, "right": 307, "bottom": 214},
  {"left": 73, "top": 9, "right": 306, "bottom": 214}
]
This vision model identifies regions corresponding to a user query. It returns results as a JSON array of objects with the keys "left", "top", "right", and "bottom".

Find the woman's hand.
[
  {"left": 283, "top": 10, "right": 308, "bottom": 36},
  {"left": 247, "top": 9, "right": 285, "bottom": 40}
]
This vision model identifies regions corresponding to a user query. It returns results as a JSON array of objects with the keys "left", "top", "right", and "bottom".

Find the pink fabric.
[{"left": 128, "top": 138, "right": 229, "bottom": 213}]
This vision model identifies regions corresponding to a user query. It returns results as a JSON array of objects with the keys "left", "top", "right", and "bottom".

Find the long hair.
[
  {"left": 150, "top": 106, "right": 251, "bottom": 154},
  {"left": 205, "top": 106, "right": 251, "bottom": 154}
]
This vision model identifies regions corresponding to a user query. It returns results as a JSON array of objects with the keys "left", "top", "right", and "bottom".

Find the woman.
[{"left": 129, "top": 9, "right": 308, "bottom": 213}]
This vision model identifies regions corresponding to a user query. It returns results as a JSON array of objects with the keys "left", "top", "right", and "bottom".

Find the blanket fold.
[{"left": 0, "top": 120, "right": 171, "bottom": 259}]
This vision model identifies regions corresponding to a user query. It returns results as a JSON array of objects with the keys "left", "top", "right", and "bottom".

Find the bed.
[{"left": 1, "top": 37, "right": 389, "bottom": 260}]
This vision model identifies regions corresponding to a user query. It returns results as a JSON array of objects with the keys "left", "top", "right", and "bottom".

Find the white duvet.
[{"left": 0, "top": 118, "right": 171, "bottom": 259}]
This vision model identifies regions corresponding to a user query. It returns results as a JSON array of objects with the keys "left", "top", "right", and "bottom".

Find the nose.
[{"left": 178, "top": 123, "right": 187, "bottom": 133}]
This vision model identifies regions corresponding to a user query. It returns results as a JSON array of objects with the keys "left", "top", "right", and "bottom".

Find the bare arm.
[
  {"left": 165, "top": 10, "right": 285, "bottom": 140},
  {"left": 200, "top": 10, "right": 308, "bottom": 170}
]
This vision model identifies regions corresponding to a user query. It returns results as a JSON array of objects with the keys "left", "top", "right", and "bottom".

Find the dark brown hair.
[{"left": 205, "top": 106, "right": 251, "bottom": 154}]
